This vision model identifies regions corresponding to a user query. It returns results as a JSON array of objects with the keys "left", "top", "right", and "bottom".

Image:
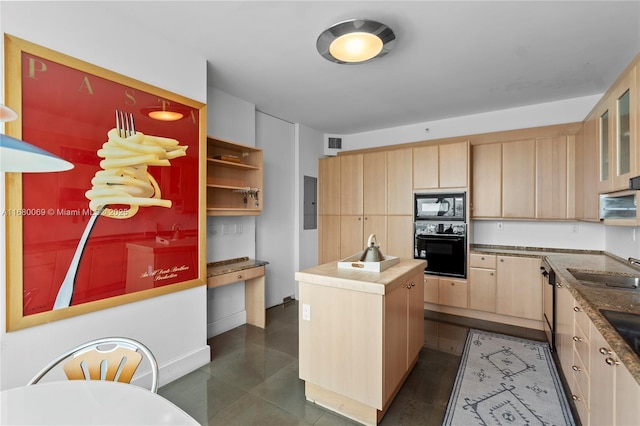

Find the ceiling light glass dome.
[{"left": 316, "top": 19, "right": 396, "bottom": 64}]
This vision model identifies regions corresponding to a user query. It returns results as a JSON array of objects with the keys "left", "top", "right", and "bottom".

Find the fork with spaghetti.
[{"left": 53, "top": 111, "right": 187, "bottom": 309}]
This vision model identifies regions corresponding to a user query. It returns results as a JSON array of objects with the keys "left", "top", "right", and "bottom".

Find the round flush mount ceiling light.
[{"left": 316, "top": 19, "right": 396, "bottom": 64}]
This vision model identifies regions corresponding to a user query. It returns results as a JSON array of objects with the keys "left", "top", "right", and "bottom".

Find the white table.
[{"left": 1, "top": 380, "right": 198, "bottom": 425}]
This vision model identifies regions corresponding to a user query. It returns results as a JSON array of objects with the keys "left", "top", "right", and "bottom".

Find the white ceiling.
[{"left": 102, "top": 1, "right": 639, "bottom": 135}]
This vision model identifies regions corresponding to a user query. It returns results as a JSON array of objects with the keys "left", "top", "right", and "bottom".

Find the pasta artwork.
[{"left": 85, "top": 128, "right": 188, "bottom": 219}]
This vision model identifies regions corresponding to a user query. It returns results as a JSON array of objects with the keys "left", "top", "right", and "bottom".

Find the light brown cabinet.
[
  {"left": 554, "top": 279, "right": 640, "bottom": 426},
  {"left": 438, "top": 277, "right": 468, "bottom": 309},
  {"left": 413, "top": 141, "right": 468, "bottom": 189},
  {"left": 469, "top": 254, "right": 497, "bottom": 313},
  {"left": 297, "top": 260, "right": 425, "bottom": 425},
  {"left": 502, "top": 139, "right": 536, "bottom": 218},
  {"left": 496, "top": 256, "right": 543, "bottom": 321},
  {"left": 424, "top": 275, "right": 439, "bottom": 304},
  {"left": 318, "top": 156, "right": 341, "bottom": 264},
  {"left": 319, "top": 149, "right": 412, "bottom": 263},
  {"left": 596, "top": 61, "right": 638, "bottom": 193},
  {"left": 206, "top": 137, "right": 263, "bottom": 216},
  {"left": 472, "top": 136, "right": 575, "bottom": 220},
  {"left": 575, "top": 114, "right": 600, "bottom": 221},
  {"left": 471, "top": 143, "right": 502, "bottom": 217},
  {"left": 536, "top": 136, "right": 571, "bottom": 219},
  {"left": 387, "top": 149, "right": 413, "bottom": 215}
]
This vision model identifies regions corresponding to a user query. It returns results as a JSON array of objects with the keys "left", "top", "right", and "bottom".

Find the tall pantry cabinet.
[{"left": 318, "top": 148, "right": 413, "bottom": 264}]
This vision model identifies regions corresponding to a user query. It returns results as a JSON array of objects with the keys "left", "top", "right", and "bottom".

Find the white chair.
[{"left": 27, "top": 337, "right": 159, "bottom": 393}]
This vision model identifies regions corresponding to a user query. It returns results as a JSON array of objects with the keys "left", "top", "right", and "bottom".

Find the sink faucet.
[{"left": 629, "top": 257, "right": 640, "bottom": 267}]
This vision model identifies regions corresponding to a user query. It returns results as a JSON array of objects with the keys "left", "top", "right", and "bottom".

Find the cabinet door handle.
[
  {"left": 571, "top": 395, "right": 581, "bottom": 402},
  {"left": 490, "top": 272, "right": 494, "bottom": 276},
  {"left": 237, "top": 274, "right": 243, "bottom": 279},
  {"left": 572, "top": 365, "right": 581, "bottom": 372},
  {"left": 450, "top": 282, "right": 455, "bottom": 286},
  {"left": 605, "top": 357, "right": 620, "bottom": 366},
  {"left": 573, "top": 306, "right": 582, "bottom": 312},
  {"left": 481, "top": 257, "right": 485, "bottom": 260},
  {"left": 556, "top": 283, "right": 563, "bottom": 288},
  {"left": 599, "top": 347, "right": 612, "bottom": 355},
  {"left": 572, "top": 336, "right": 582, "bottom": 342}
]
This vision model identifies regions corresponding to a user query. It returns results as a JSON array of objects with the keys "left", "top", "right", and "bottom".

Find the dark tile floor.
[{"left": 159, "top": 303, "right": 549, "bottom": 425}]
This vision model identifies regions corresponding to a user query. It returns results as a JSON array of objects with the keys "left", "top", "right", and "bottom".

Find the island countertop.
[{"left": 295, "top": 258, "right": 427, "bottom": 295}]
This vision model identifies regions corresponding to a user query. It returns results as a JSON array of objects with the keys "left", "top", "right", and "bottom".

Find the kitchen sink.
[
  {"left": 567, "top": 269, "right": 640, "bottom": 290},
  {"left": 599, "top": 309, "right": 640, "bottom": 358}
]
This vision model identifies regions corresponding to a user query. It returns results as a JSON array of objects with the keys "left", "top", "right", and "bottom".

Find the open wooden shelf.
[{"left": 206, "top": 136, "right": 263, "bottom": 216}]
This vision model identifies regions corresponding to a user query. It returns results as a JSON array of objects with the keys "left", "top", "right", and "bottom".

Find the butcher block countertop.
[
  {"left": 472, "top": 244, "right": 640, "bottom": 384},
  {"left": 295, "top": 258, "right": 426, "bottom": 295}
]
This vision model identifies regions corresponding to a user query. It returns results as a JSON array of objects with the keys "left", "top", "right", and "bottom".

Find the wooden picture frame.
[{"left": 4, "top": 34, "right": 206, "bottom": 331}]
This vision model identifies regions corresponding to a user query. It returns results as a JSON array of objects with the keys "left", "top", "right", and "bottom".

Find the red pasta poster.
[{"left": 14, "top": 48, "right": 202, "bottom": 318}]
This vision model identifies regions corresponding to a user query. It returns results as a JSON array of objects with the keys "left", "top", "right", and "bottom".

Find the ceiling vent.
[{"left": 328, "top": 137, "right": 342, "bottom": 150}]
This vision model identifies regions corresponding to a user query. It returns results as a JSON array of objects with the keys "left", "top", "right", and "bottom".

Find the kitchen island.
[{"left": 295, "top": 258, "right": 426, "bottom": 426}]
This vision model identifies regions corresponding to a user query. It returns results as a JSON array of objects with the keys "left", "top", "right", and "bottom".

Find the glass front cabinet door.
[{"left": 598, "top": 64, "right": 638, "bottom": 193}]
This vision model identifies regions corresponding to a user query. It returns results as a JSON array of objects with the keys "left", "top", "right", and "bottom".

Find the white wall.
[
  {"left": 205, "top": 87, "right": 258, "bottom": 337},
  {"left": 472, "top": 220, "right": 605, "bottom": 251},
  {"left": 332, "top": 95, "right": 601, "bottom": 153},
  {"left": 256, "top": 112, "right": 297, "bottom": 308},
  {"left": 0, "top": 2, "right": 209, "bottom": 390}
]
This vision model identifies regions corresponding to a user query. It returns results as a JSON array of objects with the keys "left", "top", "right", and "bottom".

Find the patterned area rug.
[{"left": 443, "top": 329, "right": 575, "bottom": 426}]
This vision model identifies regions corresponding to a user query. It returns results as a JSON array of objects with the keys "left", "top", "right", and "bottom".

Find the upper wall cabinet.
[
  {"left": 597, "top": 62, "right": 638, "bottom": 193},
  {"left": 319, "top": 156, "right": 340, "bottom": 215},
  {"left": 413, "top": 141, "right": 469, "bottom": 190},
  {"left": 206, "top": 137, "right": 263, "bottom": 216},
  {"left": 471, "top": 143, "right": 502, "bottom": 218},
  {"left": 472, "top": 136, "right": 575, "bottom": 220}
]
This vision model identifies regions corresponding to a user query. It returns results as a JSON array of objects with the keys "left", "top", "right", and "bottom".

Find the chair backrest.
[{"left": 27, "top": 337, "right": 159, "bottom": 393}]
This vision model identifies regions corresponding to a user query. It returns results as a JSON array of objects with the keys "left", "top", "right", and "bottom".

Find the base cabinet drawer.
[{"left": 438, "top": 278, "right": 468, "bottom": 308}]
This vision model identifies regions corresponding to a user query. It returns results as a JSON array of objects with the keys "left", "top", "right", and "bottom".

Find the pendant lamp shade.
[
  {"left": 0, "top": 104, "right": 74, "bottom": 172},
  {"left": 0, "top": 134, "right": 74, "bottom": 172}
]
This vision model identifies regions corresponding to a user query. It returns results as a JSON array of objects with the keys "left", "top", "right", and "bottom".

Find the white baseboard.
[
  {"left": 207, "top": 310, "right": 247, "bottom": 338},
  {"left": 132, "top": 345, "right": 211, "bottom": 389}
]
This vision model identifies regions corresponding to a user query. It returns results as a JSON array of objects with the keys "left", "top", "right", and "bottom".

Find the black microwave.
[{"left": 414, "top": 192, "right": 466, "bottom": 221}]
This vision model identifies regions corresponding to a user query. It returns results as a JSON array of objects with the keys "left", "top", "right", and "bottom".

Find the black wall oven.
[{"left": 414, "top": 222, "right": 467, "bottom": 278}]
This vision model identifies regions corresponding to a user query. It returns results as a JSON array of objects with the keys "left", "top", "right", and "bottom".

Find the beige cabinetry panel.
[
  {"left": 438, "top": 277, "right": 468, "bottom": 309},
  {"left": 363, "top": 152, "right": 387, "bottom": 215},
  {"left": 413, "top": 142, "right": 468, "bottom": 190},
  {"left": 423, "top": 275, "right": 439, "bottom": 304},
  {"left": 318, "top": 156, "right": 341, "bottom": 264},
  {"left": 319, "top": 156, "right": 340, "bottom": 215},
  {"left": 502, "top": 139, "right": 536, "bottom": 218},
  {"left": 386, "top": 215, "right": 413, "bottom": 259},
  {"left": 553, "top": 278, "right": 640, "bottom": 426},
  {"left": 588, "top": 317, "right": 640, "bottom": 426},
  {"left": 318, "top": 215, "right": 340, "bottom": 264},
  {"left": 469, "top": 253, "right": 497, "bottom": 313},
  {"left": 297, "top": 260, "right": 425, "bottom": 425},
  {"left": 555, "top": 280, "right": 575, "bottom": 374},
  {"left": 471, "top": 143, "right": 502, "bottom": 218},
  {"left": 535, "top": 136, "right": 568, "bottom": 219},
  {"left": 575, "top": 113, "right": 600, "bottom": 221},
  {"left": 495, "top": 256, "right": 542, "bottom": 320},
  {"left": 439, "top": 141, "right": 469, "bottom": 188},
  {"left": 387, "top": 149, "right": 413, "bottom": 215},
  {"left": 206, "top": 137, "right": 263, "bottom": 216},
  {"left": 340, "top": 154, "right": 363, "bottom": 215},
  {"left": 596, "top": 61, "right": 638, "bottom": 193},
  {"left": 611, "top": 64, "right": 637, "bottom": 191},
  {"left": 413, "top": 145, "right": 439, "bottom": 189}
]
